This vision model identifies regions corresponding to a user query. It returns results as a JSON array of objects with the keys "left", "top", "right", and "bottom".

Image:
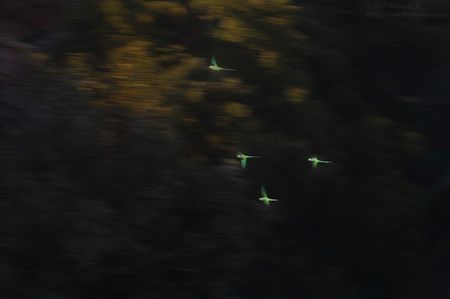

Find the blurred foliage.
[{"left": 1, "top": 0, "right": 449, "bottom": 298}]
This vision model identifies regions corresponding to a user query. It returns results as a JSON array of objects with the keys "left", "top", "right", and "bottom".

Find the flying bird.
[
  {"left": 308, "top": 156, "right": 332, "bottom": 168},
  {"left": 259, "top": 186, "right": 278, "bottom": 206},
  {"left": 236, "top": 152, "right": 260, "bottom": 170},
  {"left": 209, "top": 56, "right": 235, "bottom": 71}
]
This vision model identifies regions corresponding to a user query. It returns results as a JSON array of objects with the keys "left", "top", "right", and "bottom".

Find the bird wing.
[
  {"left": 261, "top": 186, "right": 268, "bottom": 197},
  {"left": 317, "top": 159, "right": 331, "bottom": 164},
  {"left": 211, "top": 56, "right": 218, "bottom": 66},
  {"left": 241, "top": 158, "right": 247, "bottom": 169}
]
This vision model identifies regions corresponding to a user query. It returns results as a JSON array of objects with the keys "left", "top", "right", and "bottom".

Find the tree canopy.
[{"left": 1, "top": 0, "right": 449, "bottom": 298}]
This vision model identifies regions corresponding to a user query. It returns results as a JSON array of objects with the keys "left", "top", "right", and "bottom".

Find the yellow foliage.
[
  {"left": 189, "top": 1, "right": 229, "bottom": 15},
  {"left": 182, "top": 117, "right": 199, "bottom": 124},
  {"left": 222, "top": 77, "right": 242, "bottom": 89},
  {"left": 67, "top": 53, "right": 87, "bottom": 73},
  {"left": 64, "top": 0, "right": 305, "bottom": 137},
  {"left": 215, "top": 17, "right": 250, "bottom": 43},
  {"left": 258, "top": 50, "right": 278, "bottom": 69},
  {"left": 267, "top": 16, "right": 290, "bottom": 26},
  {"left": 285, "top": 87, "right": 309, "bottom": 103},
  {"left": 144, "top": 1, "right": 188, "bottom": 16},
  {"left": 186, "top": 88, "right": 204, "bottom": 103},
  {"left": 136, "top": 13, "right": 154, "bottom": 24},
  {"left": 190, "top": 0, "right": 299, "bottom": 49},
  {"left": 224, "top": 102, "right": 252, "bottom": 118},
  {"left": 79, "top": 38, "right": 195, "bottom": 114},
  {"left": 249, "top": 0, "right": 291, "bottom": 5},
  {"left": 100, "top": 0, "right": 133, "bottom": 34}
]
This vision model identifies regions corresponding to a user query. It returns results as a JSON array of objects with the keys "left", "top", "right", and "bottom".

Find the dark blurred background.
[{"left": 1, "top": 0, "right": 450, "bottom": 298}]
